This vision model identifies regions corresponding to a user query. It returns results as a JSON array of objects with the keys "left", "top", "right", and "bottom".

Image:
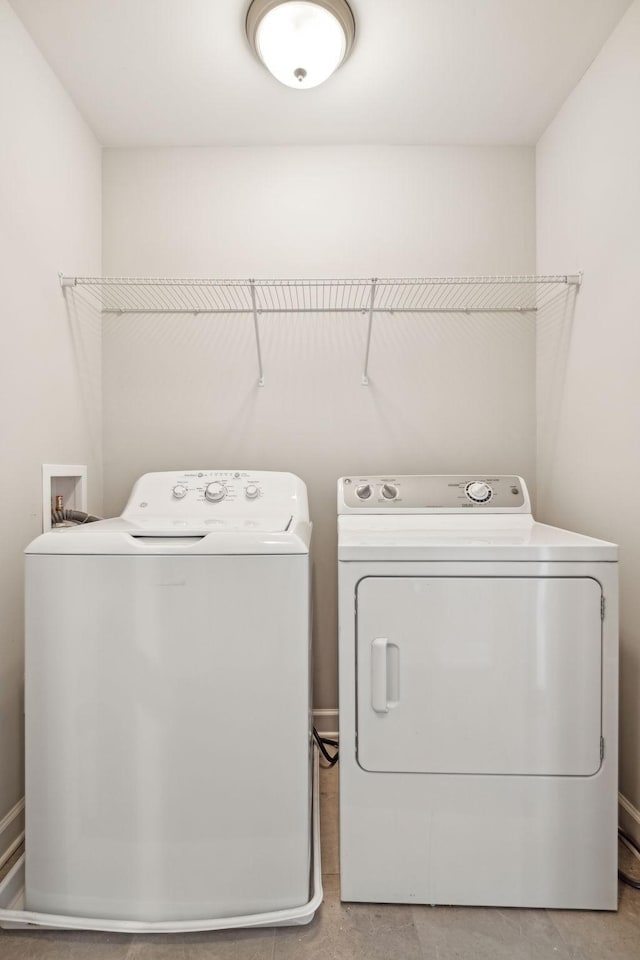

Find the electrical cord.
[
  {"left": 313, "top": 727, "right": 339, "bottom": 766},
  {"left": 618, "top": 828, "right": 640, "bottom": 889}
]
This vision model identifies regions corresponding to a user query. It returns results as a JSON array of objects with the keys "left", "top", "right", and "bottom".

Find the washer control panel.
[
  {"left": 122, "top": 470, "right": 305, "bottom": 521},
  {"left": 340, "top": 475, "right": 529, "bottom": 512},
  {"left": 164, "top": 471, "right": 265, "bottom": 505}
]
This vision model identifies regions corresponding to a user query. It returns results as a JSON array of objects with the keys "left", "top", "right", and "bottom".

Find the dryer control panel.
[{"left": 339, "top": 475, "right": 530, "bottom": 514}]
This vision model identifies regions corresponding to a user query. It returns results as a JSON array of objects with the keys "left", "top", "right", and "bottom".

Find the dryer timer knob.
[
  {"left": 356, "top": 484, "right": 373, "bottom": 500},
  {"left": 465, "top": 481, "right": 492, "bottom": 503}
]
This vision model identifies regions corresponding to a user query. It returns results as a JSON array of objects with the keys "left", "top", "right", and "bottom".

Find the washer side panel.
[{"left": 26, "top": 553, "right": 311, "bottom": 921}]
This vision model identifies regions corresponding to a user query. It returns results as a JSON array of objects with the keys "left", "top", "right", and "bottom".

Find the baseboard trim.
[
  {"left": 619, "top": 792, "right": 640, "bottom": 860},
  {"left": 0, "top": 799, "right": 24, "bottom": 871},
  {"left": 313, "top": 708, "right": 338, "bottom": 738}
]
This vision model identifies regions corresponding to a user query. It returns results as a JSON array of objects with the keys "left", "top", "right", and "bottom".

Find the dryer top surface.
[{"left": 338, "top": 517, "right": 617, "bottom": 562}]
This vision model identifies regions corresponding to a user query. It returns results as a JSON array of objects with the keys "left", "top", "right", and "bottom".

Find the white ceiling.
[{"left": 9, "top": 0, "right": 633, "bottom": 147}]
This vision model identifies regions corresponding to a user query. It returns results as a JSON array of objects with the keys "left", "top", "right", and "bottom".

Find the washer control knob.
[
  {"left": 172, "top": 484, "right": 188, "bottom": 499},
  {"left": 245, "top": 484, "right": 260, "bottom": 500},
  {"left": 381, "top": 483, "right": 399, "bottom": 500},
  {"left": 205, "top": 481, "right": 227, "bottom": 503},
  {"left": 465, "top": 480, "right": 493, "bottom": 503},
  {"left": 356, "top": 483, "right": 373, "bottom": 500}
]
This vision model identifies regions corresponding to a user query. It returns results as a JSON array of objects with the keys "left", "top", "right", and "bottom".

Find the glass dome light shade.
[{"left": 247, "top": 0, "right": 355, "bottom": 90}]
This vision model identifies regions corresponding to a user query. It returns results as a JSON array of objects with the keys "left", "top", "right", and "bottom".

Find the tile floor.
[{"left": 1, "top": 764, "right": 639, "bottom": 959}]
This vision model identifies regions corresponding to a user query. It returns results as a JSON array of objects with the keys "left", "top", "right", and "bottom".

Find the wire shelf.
[
  {"left": 61, "top": 274, "right": 580, "bottom": 315},
  {"left": 60, "top": 274, "right": 581, "bottom": 385}
]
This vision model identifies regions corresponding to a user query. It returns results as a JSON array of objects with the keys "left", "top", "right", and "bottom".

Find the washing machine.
[
  {"left": 24, "top": 470, "right": 316, "bottom": 928},
  {"left": 338, "top": 475, "right": 618, "bottom": 910}
]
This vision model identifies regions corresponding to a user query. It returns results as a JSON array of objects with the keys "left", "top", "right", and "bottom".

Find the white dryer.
[
  {"left": 338, "top": 475, "right": 618, "bottom": 910},
  {"left": 24, "top": 470, "right": 316, "bottom": 929}
]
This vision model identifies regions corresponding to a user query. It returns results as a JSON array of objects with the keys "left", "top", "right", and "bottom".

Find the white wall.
[
  {"left": 0, "top": 0, "right": 102, "bottom": 822},
  {"left": 537, "top": 0, "right": 640, "bottom": 824},
  {"left": 102, "top": 145, "right": 536, "bottom": 709}
]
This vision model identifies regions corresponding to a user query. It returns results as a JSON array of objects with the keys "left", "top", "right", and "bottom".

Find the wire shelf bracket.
[
  {"left": 59, "top": 273, "right": 582, "bottom": 386},
  {"left": 249, "top": 279, "right": 265, "bottom": 387},
  {"left": 361, "top": 278, "right": 377, "bottom": 386}
]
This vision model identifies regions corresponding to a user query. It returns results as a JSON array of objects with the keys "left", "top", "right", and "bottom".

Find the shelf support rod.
[
  {"left": 361, "top": 278, "right": 377, "bottom": 386},
  {"left": 249, "top": 279, "right": 265, "bottom": 387}
]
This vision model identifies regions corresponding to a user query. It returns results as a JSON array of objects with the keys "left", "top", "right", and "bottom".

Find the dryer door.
[{"left": 356, "top": 576, "right": 602, "bottom": 776}]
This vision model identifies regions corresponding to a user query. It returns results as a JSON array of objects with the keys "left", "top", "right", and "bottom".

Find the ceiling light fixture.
[{"left": 246, "top": 0, "right": 355, "bottom": 90}]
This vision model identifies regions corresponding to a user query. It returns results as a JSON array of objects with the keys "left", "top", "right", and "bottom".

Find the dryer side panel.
[{"left": 356, "top": 576, "right": 602, "bottom": 776}]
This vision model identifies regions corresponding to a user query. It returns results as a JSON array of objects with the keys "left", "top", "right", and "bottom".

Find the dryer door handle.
[
  {"left": 371, "top": 637, "right": 390, "bottom": 713},
  {"left": 371, "top": 638, "right": 400, "bottom": 713},
  {"left": 371, "top": 637, "right": 389, "bottom": 713}
]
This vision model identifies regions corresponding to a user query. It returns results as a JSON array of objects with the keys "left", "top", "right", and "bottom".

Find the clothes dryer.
[
  {"left": 24, "top": 470, "right": 315, "bottom": 927},
  {"left": 338, "top": 475, "right": 618, "bottom": 909}
]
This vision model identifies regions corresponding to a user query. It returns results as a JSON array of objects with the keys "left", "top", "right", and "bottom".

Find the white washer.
[
  {"left": 24, "top": 470, "right": 314, "bottom": 926},
  {"left": 338, "top": 475, "right": 618, "bottom": 910}
]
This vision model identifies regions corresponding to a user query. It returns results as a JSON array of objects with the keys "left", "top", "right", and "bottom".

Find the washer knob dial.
[
  {"left": 356, "top": 483, "right": 373, "bottom": 500},
  {"left": 381, "top": 483, "right": 399, "bottom": 500},
  {"left": 465, "top": 480, "right": 492, "bottom": 503},
  {"left": 205, "top": 481, "right": 227, "bottom": 503},
  {"left": 245, "top": 484, "right": 260, "bottom": 500},
  {"left": 172, "top": 484, "right": 188, "bottom": 499}
]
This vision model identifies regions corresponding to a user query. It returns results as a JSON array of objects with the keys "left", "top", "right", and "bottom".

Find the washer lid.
[
  {"left": 26, "top": 515, "right": 311, "bottom": 556},
  {"left": 27, "top": 469, "right": 311, "bottom": 555},
  {"left": 338, "top": 516, "right": 617, "bottom": 562}
]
